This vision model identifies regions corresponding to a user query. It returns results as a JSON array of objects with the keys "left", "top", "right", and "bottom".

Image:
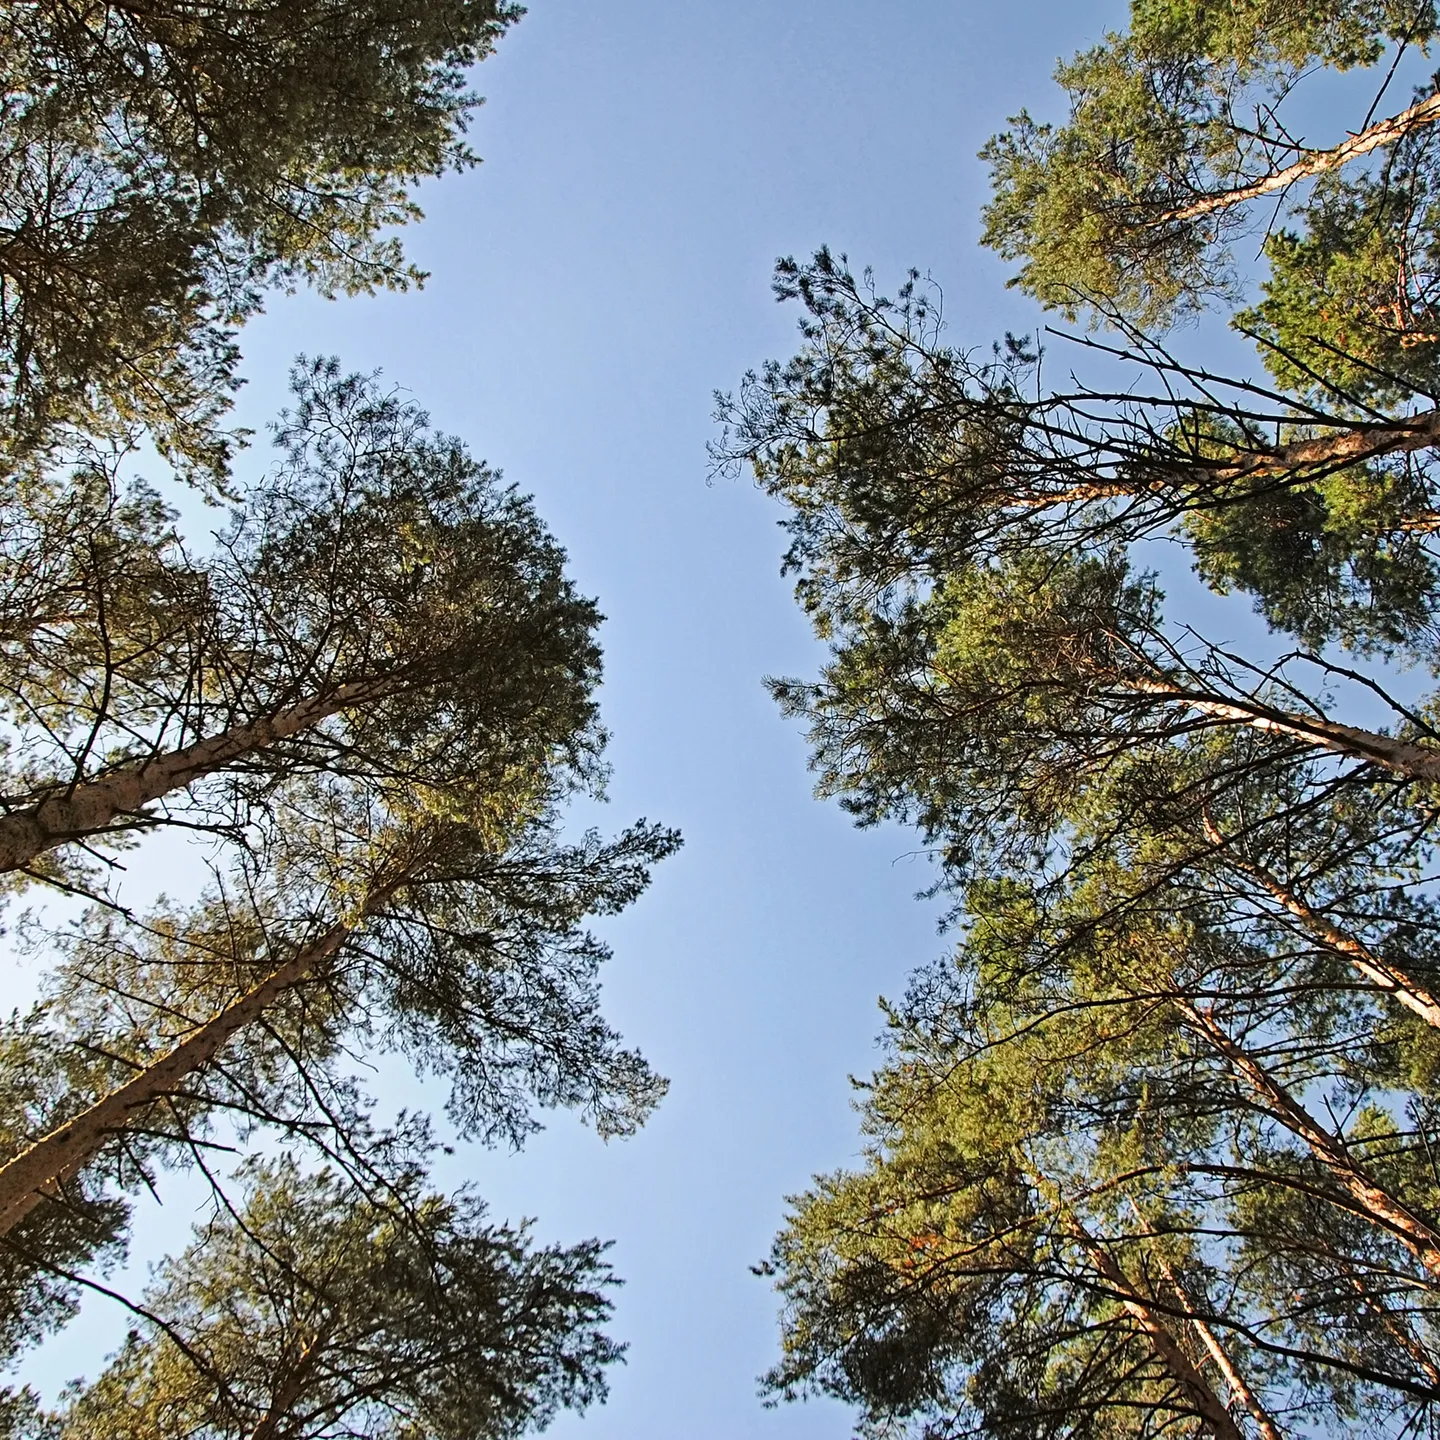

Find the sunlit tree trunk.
[
  {"left": 1200, "top": 817, "right": 1440, "bottom": 1029},
  {"left": 1159, "top": 92, "right": 1440, "bottom": 223},
  {"left": 1174, "top": 999, "right": 1440, "bottom": 1279},
  {"left": 0, "top": 674, "right": 398, "bottom": 874},
  {"left": 0, "top": 917, "right": 358, "bottom": 1235},
  {"left": 1068, "top": 1218, "right": 1248, "bottom": 1440},
  {"left": 1121, "top": 675, "right": 1440, "bottom": 783}
]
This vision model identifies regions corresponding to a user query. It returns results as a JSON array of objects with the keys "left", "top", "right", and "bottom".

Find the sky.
[{"left": 23, "top": 2, "right": 1142, "bottom": 1434}]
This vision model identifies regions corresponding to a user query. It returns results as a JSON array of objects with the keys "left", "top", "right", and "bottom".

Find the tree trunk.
[
  {"left": 0, "top": 674, "right": 399, "bottom": 874},
  {"left": 0, "top": 919, "right": 357, "bottom": 1235},
  {"left": 1015, "top": 410, "right": 1440, "bottom": 521},
  {"left": 1123, "top": 675, "right": 1440, "bottom": 783},
  {"left": 1150, "top": 1246, "right": 1284, "bottom": 1440},
  {"left": 1158, "top": 91, "right": 1440, "bottom": 224},
  {"left": 1069, "top": 1219, "right": 1248, "bottom": 1440},
  {"left": 1123, "top": 1198, "right": 1282, "bottom": 1439},
  {"left": 249, "top": 1325, "right": 332, "bottom": 1440},
  {"left": 1184, "top": 405, "right": 1440, "bottom": 487},
  {"left": 1201, "top": 821, "right": 1440, "bottom": 1029},
  {"left": 1174, "top": 999, "right": 1440, "bottom": 1279}
]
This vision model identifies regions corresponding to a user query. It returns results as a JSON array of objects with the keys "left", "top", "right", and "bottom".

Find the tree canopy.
[
  {"left": 0, "top": 363, "right": 679, "bottom": 1378},
  {"left": 0, "top": 2, "right": 680, "bottom": 1433},
  {"left": 721, "top": 4, "right": 1440, "bottom": 1434},
  {"left": 1, "top": 0, "right": 518, "bottom": 482},
  {"left": 0, "top": 358, "right": 608, "bottom": 902},
  {"left": 35, "top": 1147, "right": 621, "bottom": 1440},
  {"left": 980, "top": 2, "right": 1439, "bottom": 336}
]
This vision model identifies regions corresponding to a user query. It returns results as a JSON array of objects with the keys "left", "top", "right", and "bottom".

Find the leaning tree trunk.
[
  {"left": 1122, "top": 675, "right": 1440, "bottom": 784},
  {"left": 1159, "top": 91, "right": 1440, "bottom": 223},
  {"left": 1067, "top": 1218, "right": 1247, "bottom": 1440},
  {"left": 1174, "top": 998, "right": 1440, "bottom": 1281},
  {"left": 0, "top": 917, "right": 361, "bottom": 1235},
  {"left": 0, "top": 674, "right": 400, "bottom": 875},
  {"left": 1007, "top": 405, "right": 1440, "bottom": 525},
  {"left": 1144, "top": 1232, "right": 1284, "bottom": 1440},
  {"left": 1199, "top": 819, "right": 1440, "bottom": 1030}
]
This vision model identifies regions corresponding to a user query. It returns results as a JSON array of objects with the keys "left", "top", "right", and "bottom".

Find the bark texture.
[
  {"left": 0, "top": 919, "right": 354, "bottom": 1235},
  {"left": 1159, "top": 91, "right": 1440, "bottom": 224},
  {"left": 0, "top": 675, "right": 397, "bottom": 874}
]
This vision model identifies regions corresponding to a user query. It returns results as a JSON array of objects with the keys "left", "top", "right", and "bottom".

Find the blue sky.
[{"left": 25, "top": 3, "right": 1138, "bottom": 1435}]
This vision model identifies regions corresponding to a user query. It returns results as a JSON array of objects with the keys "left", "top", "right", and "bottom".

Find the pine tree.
[
  {"left": 0, "top": 359, "right": 609, "bottom": 902},
  {"left": 1, "top": 0, "right": 518, "bottom": 480},
  {"left": 716, "top": 253, "right": 1440, "bottom": 898},
  {"left": 0, "top": 0, "right": 679, "bottom": 1416},
  {"left": 0, "top": 784, "right": 676, "bottom": 1247},
  {"left": 0, "top": 358, "right": 679, "bottom": 1365},
  {"left": 720, "top": 10, "right": 1440, "bottom": 1433},
  {"left": 979, "top": 1, "right": 1440, "bottom": 344},
  {"left": 764, "top": 876, "right": 1440, "bottom": 1436},
  {"left": 42, "top": 1148, "right": 622, "bottom": 1440}
]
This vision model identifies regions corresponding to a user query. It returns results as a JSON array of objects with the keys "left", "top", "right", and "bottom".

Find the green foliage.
[
  {"left": 0, "top": 0, "right": 519, "bottom": 481},
  {"left": 0, "top": 783, "right": 677, "bottom": 1309},
  {"left": 729, "top": 14, "right": 1440, "bottom": 1432},
  {"left": 980, "top": 0, "right": 1437, "bottom": 331},
  {"left": 1238, "top": 138, "right": 1440, "bottom": 406},
  {"left": 0, "top": 0, "right": 673, "bottom": 1426},
  {"left": 0, "top": 1015, "right": 127, "bottom": 1369},
  {"left": 0, "top": 358, "right": 616, "bottom": 896},
  {"left": 735, "top": 256, "right": 1440, "bottom": 1423},
  {"left": 0, "top": 370, "right": 677, "bottom": 1388},
  {"left": 47, "top": 1152, "right": 620, "bottom": 1440},
  {"left": 1181, "top": 460, "right": 1440, "bottom": 652},
  {"left": 716, "top": 252, "right": 1440, "bottom": 664},
  {"left": 766, "top": 857, "right": 1440, "bottom": 1435}
]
